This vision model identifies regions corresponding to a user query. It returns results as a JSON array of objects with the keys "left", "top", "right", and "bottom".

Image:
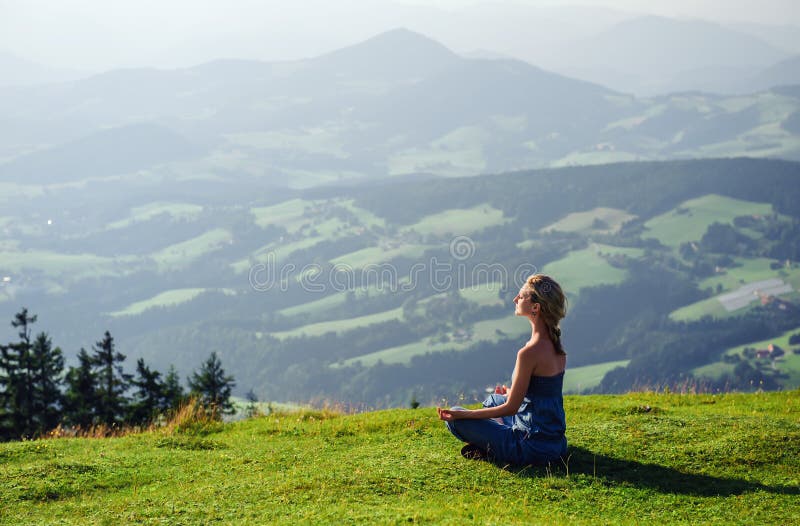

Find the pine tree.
[
  {"left": 89, "top": 331, "right": 131, "bottom": 427},
  {"left": 161, "top": 365, "right": 185, "bottom": 412},
  {"left": 128, "top": 358, "right": 164, "bottom": 426},
  {"left": 63, "top": 348, "right": 97, "bottom": 429},
  {"left": 0, "top": 341, "right": 14, "bottom": 439},
  {"left": 188, "top": 352, "right": 236, "bottom": 419},
  {"left": 30, "top": 332, "right": 64, "bottom": 434},
  {"left": 0, "top": 308, "right": 38, "bottom": 438}
]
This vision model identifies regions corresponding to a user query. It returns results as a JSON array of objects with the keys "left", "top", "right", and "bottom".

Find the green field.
[
  {"left": 330, "top": 243, "right": 433, "bottom": 267},
  {"left": 277, "top": 286, "right": 384, "bottom": 318},
  {"left": 0, "top": 249, "right": 132, "bottom": 281},
  {"left": 151, "top": 228, "right": 233, "bottom": 272},
  {"left": 250, "top": 198, "right": 314, "bottom": 233},
  {"left": 388, "top": 126, "right": 489, "bottom": 177},
  {"left": 108, "top": 288, "right": 235, "bottom": 317},
  {"left": 2, "top": 391, "right": 797, "bottom": 524},
  {"left": 106, "top": 202, "right": 203, "bottom": 230},
  {"left": 642, "top": 194, "right": 774, "bottom": 249},
  {"left": 541, "top": 207, "right": 637, "bottom": 235},
  {"left": 699, "top": 258, "right": 800, "bottom": 292},
  {"left": 551, "top": 150, "right": 640, "bottom": 167},
  {"left": 337, "top": 199, "right": 386, "bottom": 229},
  {"left": 340, "top": 314, "right": 530, "bottom": 367},
  {"left": 542, "top": 244, "right": 632, "bottom": 295},
  {"left": 669, "top": 258, "right": 800, "bottom": 322},
  {"left": 669, "top": 296, "right": 730, "bottom": 322},
  {"left": 459, "top": 281, "right": 505, "bottom": 307},
  {"left": 402, "top": 204, "right": 508, "bottom": 237},
  {"left": 226, "top": 129, "right": 349, "bottom": 159},
  {"left": 271, "top": 307, "right": 404, "bottom": 340},
  {"left": 692, "top": 326, "right": 800, "bottom": 388},
  {"left": 563, "top": 360, "right": 631, "bottom": 394}
]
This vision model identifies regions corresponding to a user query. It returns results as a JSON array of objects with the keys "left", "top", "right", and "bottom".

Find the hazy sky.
[{"left": 1, "top": 0, "right": 798, "bottom": 72}]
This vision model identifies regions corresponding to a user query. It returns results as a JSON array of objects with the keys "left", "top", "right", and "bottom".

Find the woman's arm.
[{"left": 438, "top": 347, "right": 536, "bottom": 421}]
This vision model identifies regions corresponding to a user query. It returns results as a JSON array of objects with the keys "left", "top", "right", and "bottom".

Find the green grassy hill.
[{"left": 2, "top": 391, "right": 797, "bottom": 524}]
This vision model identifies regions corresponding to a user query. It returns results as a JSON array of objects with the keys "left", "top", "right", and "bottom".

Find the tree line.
[{"left": 0, "top": 308, "right": 236, "bottom": 441}]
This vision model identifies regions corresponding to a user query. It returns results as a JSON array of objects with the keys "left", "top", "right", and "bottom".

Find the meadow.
[
  {"left": 1, "top": 391, "right": 797, "bottom": 524},
  {"left": 642, "top": 194, "right": 774, "bottom": 249},
  {"left": 692, "top": 326, "right": 800, "bottom": 387}
]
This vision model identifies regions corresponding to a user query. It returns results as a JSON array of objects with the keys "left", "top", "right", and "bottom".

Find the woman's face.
[{"left": 513, "top": 287, "right": 537, "bottom": 317}]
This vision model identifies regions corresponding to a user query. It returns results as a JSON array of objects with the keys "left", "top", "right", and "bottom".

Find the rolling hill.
[{"left": 2, "top": 157, "right": 800, "bottom": 407}]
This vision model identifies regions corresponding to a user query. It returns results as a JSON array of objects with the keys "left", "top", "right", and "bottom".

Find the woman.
[{"left": 437, "top": 273, "right": 568, "bottom": 466}]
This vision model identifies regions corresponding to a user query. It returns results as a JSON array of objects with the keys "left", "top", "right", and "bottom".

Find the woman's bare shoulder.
[{"left": 521, "top": 340, "right": 565, "bottom": 375}]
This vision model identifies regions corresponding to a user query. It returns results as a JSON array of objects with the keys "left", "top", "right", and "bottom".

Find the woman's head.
[{"left": 522, "top": 274, "right": 567, "bottom": 355}]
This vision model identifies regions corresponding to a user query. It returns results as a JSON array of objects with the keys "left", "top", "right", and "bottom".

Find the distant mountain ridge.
[
  {"left": 554, "top": 16, "right": 791, "bottom": 95},
  {"left": 1, "top": 28, "right": 800, "bottom": 185}
]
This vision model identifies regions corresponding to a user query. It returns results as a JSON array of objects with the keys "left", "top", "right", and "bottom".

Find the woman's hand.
[{"left": 437, "top": 407, "right": 469, "bottom": 421}]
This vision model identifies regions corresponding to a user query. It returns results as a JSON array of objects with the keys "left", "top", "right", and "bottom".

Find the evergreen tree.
[
  {"left": 161, "top": 365, "right": 185, "bottom": 412},
  {"left": 63, "top": 348, "right": 97, "bottom": 429},
  {"left": 188, "top": 352, "right": 236, "bottom": 419},
  {"left": 128, "top": 358, "right": 164, "bottom": 426},
  {"left": 0, "top": 341, "right": 14, "bottom": 439},
  {"left": 0, "top": 308, "right": 38, "bottom": 438},
  {"left": 30, "top": 332, "right": 64, "bottom": 434},
  {"left": 89, "top": 331, "right": 131, "bottom": 427}
]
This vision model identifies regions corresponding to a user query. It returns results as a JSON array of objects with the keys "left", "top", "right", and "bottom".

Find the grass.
[
  {"left": 669, "top": 296, "right": 730, "bottom": 322},
  {"left": 388, "top": 126, "right": 489, "bottom": 177},
  {"left": 340, "top": 315, "right": 530, "bottom": 367},
  {"left": 1, "top": 391, "right": 797, "bottom": 524},
  {"left": 337, "top": 199, "right": 386, "bottom": 230},
  {"left": 642, "top": 194, "right": 774, "bottom": 249},
  {"left": 699, "top": 258, "right": 800, "bottom": 293},
  {"left": 271, "top": 307, "right": 405, "bottom": 340},
  {"left": 541, "top": 207, "right": 637, "bottom": 235},
  {"left": 150, "top": 228, "right": 233, "bottom": 272},
  {"left": 330, "top": 243, "right": 433, "bottom": 267},
  {"left": 277, "top": 286, "right": 384, "bottom": 318},
  {"left": 541, "top": 245, "right": 630, "bottom": 295},
  {"left": 402, "top": 205, "right": 508, "bottom": 237},
  {"left": 250, "top": 198, "right": 314, "bottom": 233},
  {"left": 108, "top": 288, "right": 235, "bottom": 317},
  {"left": 106, "top": 202, "right": 203, "bottom": 230},
  {"left": 459, "top": 281, "right": 505, "bottom": 307},
  {"left": 0, "top": 249, "right": 131, "bottom": 281},
  {"left": 551, "top": 149, "right": 640, "bottom": 168},
  {"left": 563, "top": 360, "right": 631, "bottom": 394}
]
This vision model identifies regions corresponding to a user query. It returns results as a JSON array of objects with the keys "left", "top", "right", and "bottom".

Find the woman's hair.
[{"left": 525, "top": 274, "right": 568, "bottom": 355}]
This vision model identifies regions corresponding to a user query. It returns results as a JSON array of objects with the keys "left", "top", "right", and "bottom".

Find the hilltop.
[{"left": 1, "top": 391, "right": 797, "bottom": 524}]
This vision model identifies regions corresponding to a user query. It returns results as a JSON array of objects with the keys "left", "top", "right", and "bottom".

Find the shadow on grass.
[{"left": 509, "top": 446, "right": 800, "bottom": 497}]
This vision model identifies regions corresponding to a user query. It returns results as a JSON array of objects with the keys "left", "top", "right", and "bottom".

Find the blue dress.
[{"left": 445, "top": 371, "right": 568, "bottom": 466}]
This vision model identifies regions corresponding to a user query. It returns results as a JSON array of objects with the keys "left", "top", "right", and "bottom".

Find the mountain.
[
  {"left": 556, "top": 16, "right": 790, "bottom": 96},
  {"left": 0, "top": 123, "right": 201, "bottom": 184},
  {"left": 0, "top": 51, "right": 88, "bottom": 87},
  {"left": 755, "top": 55, "right": 800, "bottom": 89},
  {"left": 730, "top": 22, "right": 800, "bottom": 55},
  {"left": 309, "top": 28, "right": 461, "bottom": 83},
  {"left": 1, "top": 28, "right": 800, "bottom": 186}
]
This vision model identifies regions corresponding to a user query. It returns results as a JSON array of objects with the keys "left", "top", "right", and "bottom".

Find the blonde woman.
[{"left": 438, "top": 274, "right": 568, "bottom": 465}]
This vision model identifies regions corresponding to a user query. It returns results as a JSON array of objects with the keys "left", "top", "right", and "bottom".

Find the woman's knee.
[{"left": 444, "top": 417, "right": 467, "bottom": 442}]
